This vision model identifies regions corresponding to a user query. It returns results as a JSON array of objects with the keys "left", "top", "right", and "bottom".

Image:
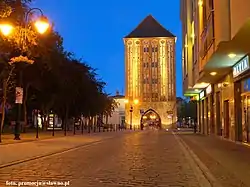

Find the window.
[
  {"left": 152, "top": 79, "right": 158, "bottom": 84},
  {"left": 192, "top": 45, "right": 194, "bottom": 65},
  {"left": 144, "top": 47, "right": 149, "bottom": 52},
  {"left": 151, "top": 62, "right": 158, "bottom": 68},
  {"left": 152, "top": 47, "right": 155, "bottom": 52},
  {"left": 209, "top": 0, "right": 214, "bottom": 10},
  {"left": 200, "top": 0, "right": 215, "bottom": 58},
  {"left": 155, "top": 47, "right": 158, "bottom": 52}
]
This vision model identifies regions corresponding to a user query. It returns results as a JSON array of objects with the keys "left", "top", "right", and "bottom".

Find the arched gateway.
[{"left": 140, "top": 109, "right": 161, "bottom": 130}]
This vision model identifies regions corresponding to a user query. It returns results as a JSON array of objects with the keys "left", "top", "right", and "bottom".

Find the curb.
[
  {"left": 0, "top": 133, "right": 82, "bottom": 145},
  {"left": 173, "top": 132, "right": 222, "bottom": 187}
]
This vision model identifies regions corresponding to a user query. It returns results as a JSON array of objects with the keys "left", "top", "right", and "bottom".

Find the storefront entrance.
[
  {"left": 223, "top": 100, "right": 230, "bottom": 138},
  {"left": 242, "top": 95, "right": 250, "bottom": 142}
]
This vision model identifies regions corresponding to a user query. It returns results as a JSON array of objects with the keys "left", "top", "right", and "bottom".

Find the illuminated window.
[
  {"left": 144, "top": 47, "right": 149, "bottom": 52},
  {"left": 152, "top": 79, "right": 158, "bottom": 84}
]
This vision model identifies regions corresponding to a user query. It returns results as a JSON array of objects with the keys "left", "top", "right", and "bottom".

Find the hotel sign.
[
  {"left": 233, "top": 55, "right": 249, "bottom": 78},
  {"left": 199, "top": 91, "right": 205, "bottom": 99},
  {"left": 206, "top": 85, "right": 212, "bottom": 95}
]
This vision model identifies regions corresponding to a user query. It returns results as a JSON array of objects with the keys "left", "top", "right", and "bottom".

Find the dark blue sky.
[{"left": 32, "top": 0, "right": 182, "bottom": 96}]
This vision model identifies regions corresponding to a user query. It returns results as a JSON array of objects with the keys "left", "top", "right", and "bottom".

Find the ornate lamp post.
[
  {"left": 0, "top": 8, "right": 50, "bottom": 140},
  {"left": 125, "top": 99, "right": 139, "bottom": 130}
]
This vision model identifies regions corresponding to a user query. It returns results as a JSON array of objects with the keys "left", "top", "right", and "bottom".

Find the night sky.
[{"left": 32, "top": 0, "right": 182, "bottom": 96}]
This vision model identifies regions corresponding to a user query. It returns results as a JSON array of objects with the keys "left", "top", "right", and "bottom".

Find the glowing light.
[
  {"left": 198, "top": 0, "right": 203, "bottom": 6},
  {"left": 0, "top": 24, "right": 13, "bottom": 36},
  {"left": 133, "top": 99, "right": 139, "bottom": 105},
  {"left": 150, "top": 115, "right": 156, "bottom": 119},
  {"left": 143, "top": 116, "right": 147, "bottom": 119},
  {"left": 210, "top": 72, "right": 217, "bottom": 76},
  {"left": 194, "top": 89, "right": 199, "bottom": 92},
  {"left": 228, "top": 53, "right": 236, "bottom": 58},
  {"left": 124, "top": 99, "right": 129, "bottom": 104},
  {"left": 34, "top": 17, "right": 50, "bottom": 34}
]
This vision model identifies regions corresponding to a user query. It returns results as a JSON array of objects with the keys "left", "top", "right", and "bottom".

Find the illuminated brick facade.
[{"left": 123, "top": 15, "right": 177, "bottom": 129}]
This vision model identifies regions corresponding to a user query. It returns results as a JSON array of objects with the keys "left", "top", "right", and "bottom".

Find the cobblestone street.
[
  {"left": 2, "top": 130, "right": 249, "bottom": 187},
  {"left": 0, "top": 131, "right": 202, "bottom": 187}
]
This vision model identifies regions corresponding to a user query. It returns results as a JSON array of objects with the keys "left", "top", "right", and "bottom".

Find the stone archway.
[{"left": 140, "top": 109, "right": 161, "bottom": 130}]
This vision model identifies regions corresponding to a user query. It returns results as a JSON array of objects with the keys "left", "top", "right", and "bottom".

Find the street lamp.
[
  {"left": 0, "top": 8, "right": 50, "bottom": 140},
  {"left": 34, "top": 16, "right": 50, "bottom": 34},
  {"left": 0, "top": 23, "right": 13, "bottom": 36},
  {"left": 125, "top": 99, "right": 139, "bottom": 130}
]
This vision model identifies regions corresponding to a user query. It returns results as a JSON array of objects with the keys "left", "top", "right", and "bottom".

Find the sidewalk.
[
  {"left": 0, "top": 129, "right": 126, "bottom": 145},
  {"left": 0, "top": 131, "right": 133, "bottom": 168},
  {"left": 177, "top": 132, "right": 250, "bottom": 187},
  {"left": 0, "top": 129, "right": 86, "bottom": 145}
]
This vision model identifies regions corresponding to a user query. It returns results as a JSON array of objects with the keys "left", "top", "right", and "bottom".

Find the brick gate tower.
[{"left": 123, "top": 15, "right": 177, "bottom": 129}]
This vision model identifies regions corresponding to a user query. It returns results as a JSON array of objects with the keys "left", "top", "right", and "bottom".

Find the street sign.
[
  {"left": 167, "top": 111, "right": 173, "bottom": 115},
  {"left": 15, "top": 87, "right": 23, "bottom": 104}
]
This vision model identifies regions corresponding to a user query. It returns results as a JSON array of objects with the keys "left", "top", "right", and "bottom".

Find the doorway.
[
  {"left": 201, "top": 100, "right": 205, "bottom": 134},
  {"left": 242, "top": 95, "right": 250, "bottom": 142},
  {"left": 224, "top": 100, "right": 230, "bottom": 138},
  {"left": 216, "top": 92, "right": 221, "bottom": 136}
]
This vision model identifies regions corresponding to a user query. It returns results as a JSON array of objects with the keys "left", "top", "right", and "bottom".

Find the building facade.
[
  {"left": 123, "top": 15, "right": 177, "bottom": 129},
  {"left": 180, "top": 0, "right": 250, "bottom": 142},
  {"left": 107, "top": 93, "right": 125, "bottom": 127}
]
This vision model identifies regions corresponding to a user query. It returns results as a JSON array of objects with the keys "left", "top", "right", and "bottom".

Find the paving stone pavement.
[
  {"left": 0, "top": 131, "right": 201, "bottom": 187},
  {"left": 0, "top": 131, "right": 132, "bottom": 167},
  {"left": 178, "top": 132, "right": 250, "bottom": 187}
]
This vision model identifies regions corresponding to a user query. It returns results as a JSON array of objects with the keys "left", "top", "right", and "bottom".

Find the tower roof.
[{"left": 124, "top": 15, "right": 175, "bottom": 38}]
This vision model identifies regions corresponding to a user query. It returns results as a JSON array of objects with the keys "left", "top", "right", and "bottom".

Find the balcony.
[{"left": 195, "top": 10, "right": 250, "bottom": 86}]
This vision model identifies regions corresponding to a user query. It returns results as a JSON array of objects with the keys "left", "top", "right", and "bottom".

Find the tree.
[
  {"left": 186, "top": 100, "right": 197, "bottom": 120},
  {"left": 0, "top": 1, "right": 118, "bottom": 138},
  {"left": 0, "top": 63, "right": 15, "bottom": 142},
  {"left": 177, "top": 97, "right": 197, "bottom": 122}
]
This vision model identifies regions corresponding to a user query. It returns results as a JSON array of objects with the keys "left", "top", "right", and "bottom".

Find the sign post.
[
  {"left": 167, "top": 111, "right": 174, "bottom": 128},
  {"left": 15, "top": 87, "right": 23, "bottom": 104}
]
